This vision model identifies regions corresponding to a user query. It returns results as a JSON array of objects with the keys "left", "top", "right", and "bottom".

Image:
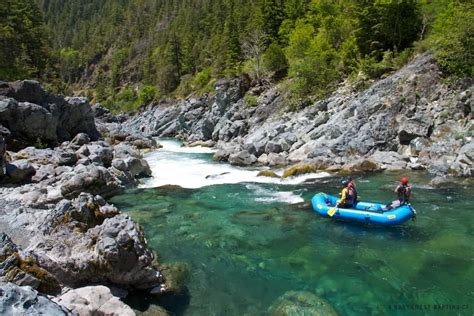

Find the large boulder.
[
  {"left": 267, "top": 291, "right": 338, "bottom": 316},
  {"left": 33, "top": 194, "right": 165, "bottom": 292},
  {"left": 60, "top": 164, "right": 120, "bottom": 198},
  {"left": 0, "top": 233, "right": 61, "bottom": 294},
  {"left": 5, "top": 160, "right": 36, "bottom": 183},
  {"left": 0, "top": 283, "right": 72, "bottom": 316},
  {"left": 0, "top": 82, "right": 100, "bottom": 149},
  {"left": 71, "top": 133, "right": 90, "bottom": 147},
  {"left": 370, "top": 151, "right": 407, "bottom": 170},
  {"left": 267, "top": 153, "right": 287, "bottom": 167},
  {"left": 53, "top": 286, "right": 135, "bottom": 316},
  {"left": 214, "top": 78, "right": 244, "bottom": 115},
  {"left": 0, "top": 80, "right": 46, "bottom": 104},
  {"left": 228, "top": 150, "right": 257, "bottom": 166},
  {"left": 56, "top": 97, "right": 99, "bottom": 141},
  {"left": 341, "top": 158, "right": 380, "bottom": 174},
  {"left": 0, "top": 98, "right": 58, "bottom": 147},
  {"left": 87, "top": 142, "right": 114, "bottom": 167},
  {"left": 398, "top": 118, "right": 432, "bottom": 145},
  {"left": 112, "top": 157, "right": 152, "bottom": 178}
]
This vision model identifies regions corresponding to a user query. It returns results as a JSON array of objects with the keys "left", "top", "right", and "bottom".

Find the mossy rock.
[
  {"left": 281, "top": 164, "right": 317, "bottom": 179},
  {"left": 257, "top": 170, "right": 280, "bottom": 178},
  {"left": 185, "top": 140, "right": 213, "bottom": 148},
  {"left": 159, "top": 262, "right": 191, "bottom": 294},
  {"left": 339, "top": 158, "right": 379, "bottom": 175},
  {"left": 16, "top": 253, "right": 61, "bottom": 295},
  {"left": 267, "top": 291, "right": 338, "bottom": 316}
]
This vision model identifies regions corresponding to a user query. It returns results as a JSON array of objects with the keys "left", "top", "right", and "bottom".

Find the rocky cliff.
[
  {"left": 0, "top": 82, "right": 170, "bottom": 315},
  {"left": 125, "top": 53, "right": 473, "bottom": 178}
]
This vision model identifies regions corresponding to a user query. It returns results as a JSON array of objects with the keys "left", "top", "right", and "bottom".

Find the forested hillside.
[{"left": 2, "top": 0, "right": 473, "bottom": 111}]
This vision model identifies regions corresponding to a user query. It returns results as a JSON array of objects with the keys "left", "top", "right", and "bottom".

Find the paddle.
[{"left": 327, "top": 204, "right": 338, "bottom": 217}]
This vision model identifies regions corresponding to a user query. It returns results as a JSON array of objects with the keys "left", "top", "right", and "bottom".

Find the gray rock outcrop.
[
  {"left": 0, "top": 81, "right": 99, "bottom": 150},
  {"left": 0, "top": 193, "right": 165, "bottom": 294},
  {"left": 122, "top": 53, "right": 473, "bottom": 178},
  {"left": 0, "top": 136, "right": 5, "bottom": 177},
  {"left": 0, "top": 283, "right": 72, "bottom": 316}
]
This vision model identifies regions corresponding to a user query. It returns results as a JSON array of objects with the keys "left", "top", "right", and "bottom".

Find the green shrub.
[
  {"left": 454, "top": 132, "right": 464, "bottom": 141},
  {"left": 136, "top": 85, "right": 157, "bottom": 106},
  {"left": 115, "top": 87, "right": 137, "bottom": 112},
  {"left": 263, "top": 42, "right": 288, "bottom": 74},
  {"left": 35, "top": 137, "right": 46, "bottom": 149},
  {"left": 358, "top": 51, "right": 395, "bottom": 79},
  {"left": 430, "top": 2, "right": 474, "bottom": 77},
  {"left": 192, "top": 67, "right": 212, "bottom": 90},
  {"left": 286, "top": 23, "right": 341, "bottom": 97},
  {"left": 244, "top": 94, "right": 258, "bottom": 107}
]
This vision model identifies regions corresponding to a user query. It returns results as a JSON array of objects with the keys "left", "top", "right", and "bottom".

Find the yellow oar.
[{"left": 327, "top": 205, "right": 338, "bottom": 217}]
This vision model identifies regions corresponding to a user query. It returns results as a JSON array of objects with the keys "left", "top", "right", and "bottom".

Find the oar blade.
[{"left": 327, "top": 207, "right": 337, "bottom": 217}]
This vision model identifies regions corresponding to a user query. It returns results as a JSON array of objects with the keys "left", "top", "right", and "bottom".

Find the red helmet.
[{"left": 401, "top": 177, "right": 408, "bottom": 184}]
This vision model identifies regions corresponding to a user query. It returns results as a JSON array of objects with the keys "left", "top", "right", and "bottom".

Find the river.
[{"left": 110, "top": 139, "right": 473, "bottom": 315}]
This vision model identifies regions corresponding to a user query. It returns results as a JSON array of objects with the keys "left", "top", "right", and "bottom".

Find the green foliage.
[
  {"left": 0, "top": 0, "right": 52, "bottom": 80},
  {"left": 114, "top": 86, "right": 137, "bottom": 112},
  {"left": 286, "top": 22, "right": 340, "bottom": 97},
  {"left": 358, "top": 51, "right": 395, "bottom": 79},
  {"left": 263, "top": 42, "right": 288, "bottom": 74},
  {"left": 104, "top": 85, "right": 157, "bottom": 113},
  {"left": 244, "top": 94, "right": 258, "bottom": 107},
  {"left": 356, "top": 0, "right": 422, "bottom": 59},
  {"left": 136, "top": 85, "right": 156, "bottom": 107},
  {"left": 34, "top": 137, "right": 46, "bottom": 149},
  {"left": 59, "top": 48, "right": 81, "bottom": 83},
  {"left": 110, "top": 48, "right": 129, "bottom": 87},
  {"left": 430, "top": 1, "right": 474, "bottom": 77},
  {"left": 192, "top": 68, "right": 212, "bottom": 90},
  {"left": 16, "top": 0, "right": 469, "bottom": 109}
]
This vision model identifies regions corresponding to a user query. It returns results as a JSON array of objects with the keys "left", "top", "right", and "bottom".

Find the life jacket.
[
  {"left": 346, "top": 185, "right": 357, "bottom": 205},
  {"left": 397, "top": 184, "right": 411, "bottom": 203}
]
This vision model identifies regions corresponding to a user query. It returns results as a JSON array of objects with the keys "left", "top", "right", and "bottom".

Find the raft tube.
[{"left": 311, "top": 193, "right": 415, "bottom": 226}]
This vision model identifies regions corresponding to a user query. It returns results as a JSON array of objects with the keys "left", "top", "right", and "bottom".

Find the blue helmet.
[{"left": 341, "top": 179, "right": 349, "bottom": 186}]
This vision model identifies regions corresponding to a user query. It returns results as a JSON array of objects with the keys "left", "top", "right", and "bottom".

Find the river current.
[{"left": 110, "top": 139, "right": 473, "bottom": 315}]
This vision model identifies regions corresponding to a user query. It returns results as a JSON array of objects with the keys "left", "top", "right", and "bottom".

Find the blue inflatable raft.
[{"left": 311, "top": 193, "right": 416, "bottom": 226}]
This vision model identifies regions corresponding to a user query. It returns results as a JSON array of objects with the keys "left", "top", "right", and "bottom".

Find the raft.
[{"left": 311, "top": 193, "right": 416, "bottom": 226}]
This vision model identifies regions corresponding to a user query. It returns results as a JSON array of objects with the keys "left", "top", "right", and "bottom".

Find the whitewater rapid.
[{"left": 139, "top": 139, "right": 330, "bottom": 203}]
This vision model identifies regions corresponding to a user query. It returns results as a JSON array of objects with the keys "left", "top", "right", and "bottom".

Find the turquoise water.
[{"left": 110, "top": 142, "right": 474, "bottom": 315}]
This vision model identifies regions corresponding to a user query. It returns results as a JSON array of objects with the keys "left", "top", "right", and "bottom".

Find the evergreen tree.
[{"left": 0, "top": 0, "right": 51, "bottom": 80}]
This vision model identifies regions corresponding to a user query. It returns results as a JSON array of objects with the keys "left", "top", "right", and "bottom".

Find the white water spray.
[{"left": 140, "top": 139, "right": 330, "bottom": 203}]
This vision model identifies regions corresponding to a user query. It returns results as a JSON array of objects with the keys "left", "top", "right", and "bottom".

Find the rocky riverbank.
[
  {"left": 0, "top": 81, "right": 169, "bottom": 315},
  {"left": 125, "top": 53, "right": 473, "bottom": 181}
]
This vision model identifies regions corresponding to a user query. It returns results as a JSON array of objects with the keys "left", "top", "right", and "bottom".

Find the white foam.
[
  {"left": 247, "top": 184, "right": 305, "bottom": 204},
  {"left": 139, "top": 139, "right": 330, "bottom": 190}
]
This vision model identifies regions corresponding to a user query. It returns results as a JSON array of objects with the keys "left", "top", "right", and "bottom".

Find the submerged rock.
[
  {"left": 158, "top": 262, "right": 191, "bottom": 294},
  {"left": 267, "top": 291, "right": 338, "bottom": 316}
]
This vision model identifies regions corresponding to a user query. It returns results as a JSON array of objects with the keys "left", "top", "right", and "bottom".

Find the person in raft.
[
  {"left": 337, "top": 178, "right": 358, "bottom": 208},
  {"left": 395, "top": 177, "right": 411, "bottom": 205},
  {"left": 384, "top": 177, "right": 413, "bottom": 211}
]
